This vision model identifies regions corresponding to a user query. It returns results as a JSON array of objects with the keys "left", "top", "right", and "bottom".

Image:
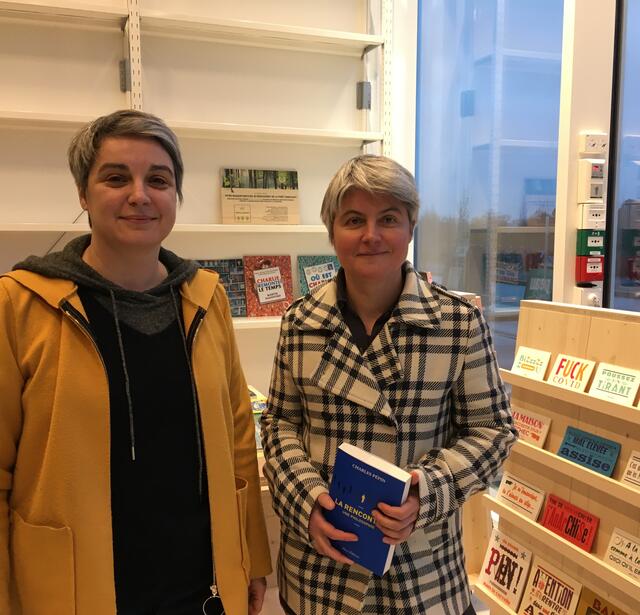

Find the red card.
[{"left": 540, "top": 494, "right": 599, "bottom": 552}]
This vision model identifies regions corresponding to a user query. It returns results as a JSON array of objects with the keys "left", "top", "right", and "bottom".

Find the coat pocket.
[
  {"left": 10, "top": 510, "right": 75, "bottom": 615},
  {"left": 423, "top": 516, "right": 454, "bottom": 554},
  {"left": 234, "top": 476, "right": 251, "bottom": 584}
]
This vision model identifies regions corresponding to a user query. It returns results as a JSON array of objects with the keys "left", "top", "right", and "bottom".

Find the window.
[
  {"left": 609, "top": 0, "right": 640, "bottom": 311},
  {"left": 415, "top": 0, "right": 564, "bottom": 367}
]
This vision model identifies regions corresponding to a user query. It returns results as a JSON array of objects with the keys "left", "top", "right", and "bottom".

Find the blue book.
[
  {"left": 324, "top": 443, "right": 412, "bottom": 576},
  {"left": 557, "top": 426, "right": 621, "bottom": 477}
]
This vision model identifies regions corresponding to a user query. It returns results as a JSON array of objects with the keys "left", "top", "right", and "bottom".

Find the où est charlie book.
[
  {"left": 243, "top": 255, "right": 293, "bottom": 317},
  {"left": 324, "top": 443, "right": 412, "bottom": 577},
  {"left": 478, "top": 528, "right": 532, "bottom": 611},
  {"left": 297, "top": 255, "right": 340, "bottom": 296},
  {"left": 518, "top": 556, "right": 582, "bottom": 615}
]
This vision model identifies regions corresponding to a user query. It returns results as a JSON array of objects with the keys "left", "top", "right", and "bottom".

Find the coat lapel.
[{"left": 291, "top": 265, "right": 443, "bottom": 419}]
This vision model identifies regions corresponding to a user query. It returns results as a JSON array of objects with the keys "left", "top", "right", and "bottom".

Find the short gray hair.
[
  {"left": 68, "top": 109, "right": 184, "bottom": 202},
  {"left": 320, "top": 154, "right": 419, "bottom": 241}
]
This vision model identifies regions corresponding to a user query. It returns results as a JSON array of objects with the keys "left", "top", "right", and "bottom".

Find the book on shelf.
[
  {"left": 540, "top": 493, "right": 599, "bottom": 552},
  {"left": 604, "top": 527, "right": 640, "bottom": 582},
  {"left": 512, "top": 407, "right": 551, "bottom": 448},
  {"left": 248, "top": 384, "right": 267, "bottom": 450},
  {"left": 517, "top": 555, "right": 582, "bottom": 615},
  {"left": 496, "top": 471, "right": 546, "bottom": 521},
  {"left": 243, "top": 255, "right": 293, "bottom": 317},
  {"left": 297, "top": 255, "right": 340, "bottom": 296},
  {"left": 512, "top": 346, "right": 552, "bottom": 381},
  {"left": 197, "top": 258, "right": 247, "bottom": 317},
  {"left": 221, "top": 168, "right": 299, "bottom": 225},
  {"left": 621, "top": 449, "right": 640, "bottom": 490},
  {"left": 478, "top": 527, "right": 532, "bottom": 611},
  {"left": 324, "top": 442, "right": 412, "bottom": 577},
  {"left": 575, "top": 586, "right": 629, "bottom": 615},
  {"left": 587, "top": 362, "right": 640, "bottom": 405},
  {"left": 557, "top": 426, "right": 620, "bottom": 478},
  {"left": 547, "top": 354, "right": 596, "bottom": 393}
]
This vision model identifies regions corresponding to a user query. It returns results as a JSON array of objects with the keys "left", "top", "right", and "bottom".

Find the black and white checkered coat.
[{"left": 261, "top": 264, "right": 516, "bottom": 615}]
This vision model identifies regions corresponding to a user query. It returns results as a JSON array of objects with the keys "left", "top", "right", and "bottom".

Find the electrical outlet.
[{"left": 580, "top": 133, "right": 608, "bottom": 155}]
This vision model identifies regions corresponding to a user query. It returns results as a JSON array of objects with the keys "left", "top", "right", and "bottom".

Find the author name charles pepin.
[{"left": 352, "top": 463, "right": 387, "bottom": 483}]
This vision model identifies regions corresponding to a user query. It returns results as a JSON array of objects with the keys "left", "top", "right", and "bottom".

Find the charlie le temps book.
[{"left": 324, "top": 443, "right": 412, "bottom": 576}]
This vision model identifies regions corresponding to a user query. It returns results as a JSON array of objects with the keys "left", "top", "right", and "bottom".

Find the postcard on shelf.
[
  {"left": 221, "top": 168, "right": 299, "bottom": 225},
  {"left": 517, "top": 556, "right": 582, "bottom": 615},
  {"left": 540, "top": 493, "right": 599, "bottom": 552},
  {"left": 547, "top": 354, "right": 596, "bottom": 393},
  {"left": 297, "top": 255, "right": 340, "bottom": 296},
  {"left": 243, "top": 255, "right": 293, "bottom": 317},
  {"left": 324, "top": 442, "right": 412, "bottom": 577},
  {"left": 496, "top": 471, "right": 546, "bottom": 520},
  {"left": 248, "top": 385, "right": 268, "bottom": 450},
  {"left": 478, "top": 528, "right": 532, "bottom": 611},
  {"left": 512, "top": 407, "right": 551, "bottom": 448},
  {"left": 604, "top": 527, "right": 640, "bottom": 582},
  {"left": 621, "top": 450, "right": 640, "bottom": 490},
  {"left": 512, "top": 346, "right": 552, "bottom": 381},
  {"left": 557, "top": 426, "right": 620, "bottom": 478},
  {"left": 588, "top": 362, "right": 640, "bottom": 405},
  {"left": 575, "top": 587, "right": 629, "bottom": 615},
  {"left": 197, "top": 258, "right": 246, "bottom": 317}
]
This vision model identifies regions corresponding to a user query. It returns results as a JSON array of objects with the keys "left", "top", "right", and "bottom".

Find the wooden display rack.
[{"left": 466, "top": 300, "right": 640, "bottom": 614}]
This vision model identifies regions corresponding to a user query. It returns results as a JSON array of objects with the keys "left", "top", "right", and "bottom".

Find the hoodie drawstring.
[{"left": 109, "top": 289, "right": 137, "bottom": 461}]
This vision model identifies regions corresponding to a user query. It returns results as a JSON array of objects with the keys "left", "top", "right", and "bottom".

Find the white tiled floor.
[{"left": 261, "top": 587, "right": 489, "bottom": 614}]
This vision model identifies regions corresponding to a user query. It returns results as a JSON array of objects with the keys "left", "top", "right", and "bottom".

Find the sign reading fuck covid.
[{"left": 548, "top": 354, "right": 595, "bottom": 393}]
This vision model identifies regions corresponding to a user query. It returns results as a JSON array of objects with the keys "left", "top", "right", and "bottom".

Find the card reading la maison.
[
  {"left": 324, "top": 443, "right": 412, "bottom": 577},
  {"left": 588, "top": 362, "right": 640, "bottom": 405},
  {"left": 540, "top": 494, "right": 599, "bottom": 552},
  {"left": 197, "top": 258, "right": 246, "bottom": 317},
  {"left": 557, "top": 426, "right": 620, "bottom": 478},
  {"left": 478, "top": 528, "right": 532, "bottom": 611},
  {"left": 497, "top": 472, "right": 546, "bottom": 521},
  {"left": 511, "top": 407, "right": 551, "bottom": 448},
  {"left": 575, "top": 586, "right": 630, "bottom": 615},
  {"left": 221, "top": 168, "right": 300, "bottom": 224},
  {"left": 243, "top": 255, "right": 293, "bottom": 317},
  {"left": 622, "top": 450, "right": 640, "bottom": 490},
  {"left": 605, "top": 527, "right": 640, "bottom": 582},
  {"left": 297, "top": 255, "right": 340, "bottom": 296},
  {"left": 547, "top": 354, "right": 596, "bottom": 393},
  {"left": 518, "top": 556, "right": 582, "bottom": 615},
  {"left": 512, "top": 346, "right": 552, "bottom": 380}
]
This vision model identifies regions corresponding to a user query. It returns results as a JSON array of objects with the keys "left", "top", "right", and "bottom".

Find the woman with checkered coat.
[{"left": 261, "top": 155, "right": 517, "bottom": 615}]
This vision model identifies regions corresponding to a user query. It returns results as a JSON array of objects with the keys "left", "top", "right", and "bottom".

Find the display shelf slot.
[
  {"left": 471, "top": 581, "right": 516, "bottom": 615},
  {"left": 500, "top": 368, "right": 640, "bottom": 425},
  {"left": 232, "top": 316, "right": 281, "bottom": 331},
  {"left": 168, "top": 119, "right": 382, "bottom": 147},
  {"left": 0, "top": 110, "right": 98, "bottom": 131},
  {"left": 0, "top": 0, "right": 127, "bottom": 27},
  {"left": 510, "top": 440, "right": 640, "bottom": 509},
  {"left": 483, "top": 494, "right": 640, "bottom": 599},
  {"left": 140, "top": 12, "right": 383, "bottom": 56}
]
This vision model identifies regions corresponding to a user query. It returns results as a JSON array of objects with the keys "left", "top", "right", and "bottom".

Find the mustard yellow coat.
[{"left": 0, "top": 268, "right": 271, "bottom": 615}]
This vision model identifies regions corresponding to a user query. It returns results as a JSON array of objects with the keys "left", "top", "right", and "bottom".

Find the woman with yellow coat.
[{"left": 0, "top": 110, "right": 271, "bottom": 614}]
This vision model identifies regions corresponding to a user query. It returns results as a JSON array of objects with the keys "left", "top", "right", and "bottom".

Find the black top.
[
  {"left": 79, "top": 289, "right": 213, "bottom": 613},
  {"left": 335, "top": 268, "right": 395, "bottom": 353}
]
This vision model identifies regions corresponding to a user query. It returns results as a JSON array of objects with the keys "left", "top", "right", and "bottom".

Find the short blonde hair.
[{"left": 320, "top": 154, "right": 419, "bottom": 241}]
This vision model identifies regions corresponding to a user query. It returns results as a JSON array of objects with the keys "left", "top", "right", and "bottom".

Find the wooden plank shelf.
[
  {"left": 140, "top": 11, "right": 383, "bottom": 56},
  {"left": 500, "top": 368, "right": 640, "bottom": 425},
  {"left": 483, "top": 494, "right": 640, "bottom": 601},
  {"left": 510, "top": 440, "right": 640, "bottom": 508},
  {"left": 0, "top": 0, "right": 126, "bottom": 27}
]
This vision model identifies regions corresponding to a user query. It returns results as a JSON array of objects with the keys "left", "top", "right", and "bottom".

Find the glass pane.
[
  {"left": 610, "top": 0, "right": 640, "bottom": 311},
  {"left": 415, "top": 0, "right": 563, "bottom": 367}
]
